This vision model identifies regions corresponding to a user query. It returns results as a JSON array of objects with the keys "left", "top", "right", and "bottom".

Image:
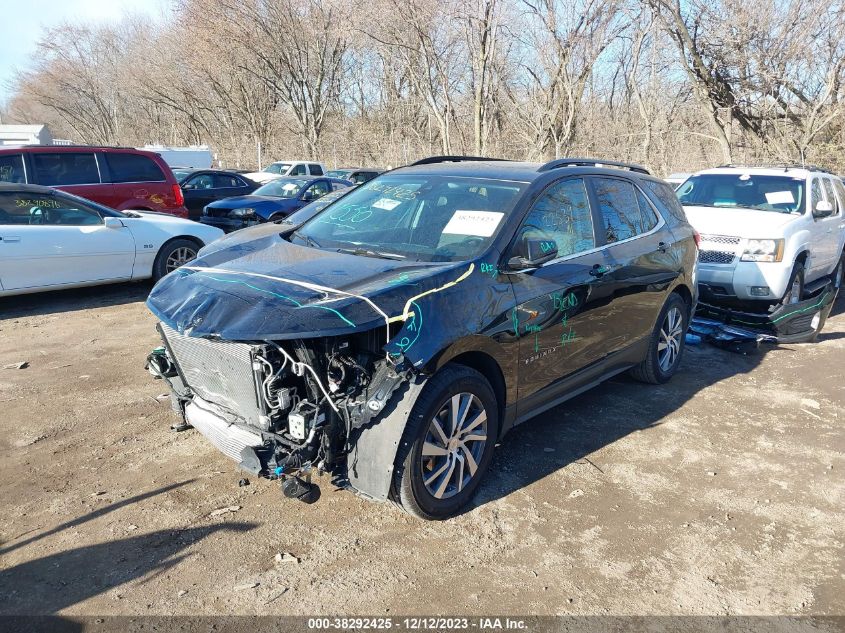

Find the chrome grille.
[
  {"left": 160, "top": 322, "right": 262, "bottom": 426},
  {"left": 699, "top": 250, "right": 736, "bottom": 264},
  {"left": 699, "top": 234, "right": 741, "bottom": 245}
]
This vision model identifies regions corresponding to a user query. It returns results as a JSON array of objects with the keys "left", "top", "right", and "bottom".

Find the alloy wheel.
[
  {"left": 657, "top": 306, "right": 684, "bottom": 372},
  {"left": 165, "top": 246, "right": 197, "bottom": 273},
  {"left": 420, "top": 393, "right": 488, "bottom": 500}
]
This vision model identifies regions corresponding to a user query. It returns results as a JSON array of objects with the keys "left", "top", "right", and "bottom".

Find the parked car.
[
  {"left": 200, "top": 176, "right": 352, "bottom": 232},
  {"left": 325, "top": 167, "right": 383, "bottom": 185},
  {"left": 146, "top": 156, "right": 697, "bottom": 519},
  {"left": 677, "top": 165, "right": 845, "bottom": 307},
  {"left": 665, "top": 172, "right": 691, "bottom": 189},
  {"left": 0, "top": 146, "right": 189, "bottom": 218},
  {"left": 176, "top": 169, "right": 259, "bottom": 219},
  {"left": 0, "top": 183, "right": 223, "bottom": 296},
  {"left": 243, "top": 161, "right": 327, "bottom": 184}
]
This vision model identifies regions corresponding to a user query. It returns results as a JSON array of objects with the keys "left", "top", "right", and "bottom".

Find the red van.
[{"left": 0, "top": 146, "right": 188, "bottom": 218}]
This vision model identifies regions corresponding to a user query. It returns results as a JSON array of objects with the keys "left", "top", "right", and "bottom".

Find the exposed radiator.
[
  {"left": 185, "top": 399, "right": 263, "bottom": 463},
  {"left": 160, "top": 322, "right": 263, "bottom": 427}
]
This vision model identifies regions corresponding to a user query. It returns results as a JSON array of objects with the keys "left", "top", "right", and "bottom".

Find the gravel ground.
[{"left": 0, "top": 283, "right": 842, "bottom": 616}]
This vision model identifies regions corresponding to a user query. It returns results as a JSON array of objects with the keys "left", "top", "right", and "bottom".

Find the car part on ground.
[
  {"left": 690, "top": 277, "right": 838, "bottom": 352},
  {"left": 145, "top": 156, "right": 698, "bottom": 519}
]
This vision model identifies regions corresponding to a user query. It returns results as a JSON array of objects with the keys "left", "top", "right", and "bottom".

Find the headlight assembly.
[
  {"left": 740, "top": 238, "right": 784, "bottom": 262},
  {"left": 230, "top": 207, "right": 257, "bottom": 218}
]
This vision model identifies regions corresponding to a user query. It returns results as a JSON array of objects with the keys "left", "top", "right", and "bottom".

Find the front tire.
[
  {"left": 781, "top": 262, "right": 805, "bottom": 305},
  {"left": 153, "top": 238, "right": 200, "bottom": 281},
  {"left": 391, "top": 365, "right": 499, "bottom": 520},
  {"left": 630, "top": 292, "right": 688, "bottom": 384}
]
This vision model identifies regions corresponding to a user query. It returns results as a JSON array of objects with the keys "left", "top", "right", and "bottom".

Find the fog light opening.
[{"left": 750, "top": 286, "right": 771, "bottom": 297}]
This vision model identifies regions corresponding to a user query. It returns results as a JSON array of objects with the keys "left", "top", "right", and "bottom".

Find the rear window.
[
  {"left": 0, "top": 154, "right": 26, "bottom": 183},
  {"left": 642, "top": 179, "right": 687, "bottom": 222},
  {"left": 592, "top": 177, "right": 653, "bottom": 243},
  {"left": 105, "top": 153, "right": 166, "bottom": 183},
  {"left": 32, "top": 152, "right": 99, "bottom": 186}
]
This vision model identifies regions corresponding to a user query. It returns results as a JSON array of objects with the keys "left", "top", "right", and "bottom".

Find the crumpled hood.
[
  {"left": 684, "top": 205, "right": 800, "bottom": 238},
  {"left": 206, "top": 195, "right": 297, "bottom": 217},
  {"left": 146, "top": 229, "right": 471, "bottom": 344}
]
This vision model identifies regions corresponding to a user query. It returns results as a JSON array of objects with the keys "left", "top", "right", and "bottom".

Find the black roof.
[{"left": 396, "top": 156, "right": 656, "bottom": 183}]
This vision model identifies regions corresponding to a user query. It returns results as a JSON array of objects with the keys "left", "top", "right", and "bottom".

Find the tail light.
[
  {"left": 693, "top": 230, "right": 701, "bottom": 248},
  {"left": 172, "top": 183, "right": 184, "bottom": 207}
]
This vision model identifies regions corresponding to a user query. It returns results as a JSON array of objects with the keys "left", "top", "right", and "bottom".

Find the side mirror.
[
  {"left": 103, "top": 216, "right": 125, "bottom": 229},
  {"left": 814, "top": 200, "right": 834, "bottom": 218},
  {"left": 508, "top": 238, "right": 558, "bottom": 270}
]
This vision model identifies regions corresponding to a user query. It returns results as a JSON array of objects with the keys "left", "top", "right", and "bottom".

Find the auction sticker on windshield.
[
  {"left": 372, "top": 198, "right": 401, "bottom": 211},
  {"left": 442, "top": 210, "right": 504, "bottom": 237},
  {"left": 765, "top": 191, "right": 795, "bottom": 205}
]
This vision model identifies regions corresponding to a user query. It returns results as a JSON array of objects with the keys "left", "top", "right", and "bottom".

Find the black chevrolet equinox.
[{"left": 146, "top": 156, "right": 699, "bottom": 519}]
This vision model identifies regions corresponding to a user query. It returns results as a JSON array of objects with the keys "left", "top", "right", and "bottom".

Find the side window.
[
  {"left": 290, "top": 164, "right": 307, "bottom": 176},
  {"left": 833, "top": 179, "right": 845, "bottom": 212},
  {"left": 32, "top": 152, "right": 99, "bottom": 186},
  {"left": 517, "top": 178, "right": 595, "bottom": 258},
  {"left": 105, "top": 153, "right": 165, "bottom": 183},
  {"left": 592, "top": 177, "right": 651, "bottom": 243},
  {"left": 811, "top": 178, "right": 824, "bottom": 210},
  {"left": 305, "top": 180, "right": 330, "bottom": 199},
  {"left": 186, "top": 174, "right": 214, "bottom": 189},
  {"left": 0, "top": 192, "right": 101, "bottom": 226},
  {"left": 822, "top": 178, "right": 839, "bottom": 214},
  {"left": 212, "top": 174, "right": 240, "bottom": 188},
  {"left": 331, "top": 181, "right": 348, "bottom": 192},
  {"left": 635, "top": 189, "right": 659, "bottom": 231},
  {"left": 309, "top": 164, "right": 324, "bottom": 176},
  {"left": 0, "top": 154, "right": 26, "bottom": 183},
  {"left": 642, "top": 179, "right": 687, "bottom": 222}
]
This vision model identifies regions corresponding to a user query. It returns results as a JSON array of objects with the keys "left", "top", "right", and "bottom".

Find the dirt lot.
[{"left": 0, "top": 283, "right": 843, "bottom": 617}]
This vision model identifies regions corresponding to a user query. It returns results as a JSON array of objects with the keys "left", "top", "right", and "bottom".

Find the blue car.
[{"left": 200, "top": 176, "right": 352, "bottom": 232}]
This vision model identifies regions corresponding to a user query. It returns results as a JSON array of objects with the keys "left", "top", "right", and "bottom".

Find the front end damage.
[
  {"left": 142, "top": 229, "right": 510, "bottom": 503},
  {"left": 148, "top": 320, "right": 416, "bottom": 502}
]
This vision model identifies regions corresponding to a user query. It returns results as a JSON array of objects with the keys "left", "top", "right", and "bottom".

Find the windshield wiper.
[
  {"left": 336, "top": 246, "right": 406, "bottom": 260},
  {"left": 292, "top": 230, "right": 321, "bottom": 248}
]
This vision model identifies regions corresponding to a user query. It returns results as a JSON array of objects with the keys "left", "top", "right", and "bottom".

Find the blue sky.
[{"left": 0, "top": 0, "right": 164, "bottom": 105}]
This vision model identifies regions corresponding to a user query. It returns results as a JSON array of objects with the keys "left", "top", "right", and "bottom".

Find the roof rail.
[
  {"left": 538, "top": 158, "right": 650, "bottom": 175},
  {"left": 410, "top": 155, "right": 509, "bottom": 166},
  {"left": 718, "top": 163, "right": 834, "bottom": 175}
]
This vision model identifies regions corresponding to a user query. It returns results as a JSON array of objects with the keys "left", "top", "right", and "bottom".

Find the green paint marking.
[{"left": 201, "top": 274, "right": 356, "bottom": 328}]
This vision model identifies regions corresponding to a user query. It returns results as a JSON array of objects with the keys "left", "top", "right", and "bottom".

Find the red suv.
[{"left": 0, "top": 146, "right": 188, "bottom": 218}]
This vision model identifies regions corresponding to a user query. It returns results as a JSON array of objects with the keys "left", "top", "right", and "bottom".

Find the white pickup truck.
[
  {"left": 244, "top": 161, "right": 327, "bottom": 184},
  {"left": 677, "top": 165, "right": 845, "bottom": 306}
]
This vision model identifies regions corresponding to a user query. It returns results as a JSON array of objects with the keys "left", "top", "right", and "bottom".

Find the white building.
[{"left": 0, "top": 124, "right": 53, "bottom": 146}]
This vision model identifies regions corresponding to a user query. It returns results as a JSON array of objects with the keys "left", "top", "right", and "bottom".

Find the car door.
[
  {"left": 813, "top": 177, "right": 844, "bottom": 277},
  {"left": 181, "top": 173, "right": 217, "bottom": 219},
  {"left": 506, "top": 177, "right": 621, "bottom": 407},
  {"left": 0, "top": 190, "right": 135, "bottom": 291},
  {"left": 587, "top": 176, "right": 680, "bottom": 348}
]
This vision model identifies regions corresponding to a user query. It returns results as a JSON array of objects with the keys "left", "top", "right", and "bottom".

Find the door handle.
[
  {"left": 658, "top": 241, "right": 670, "bottom": 252},
  {"left": 589, "top": 264, "right": 610, "bottom": 277},
  {"left": 0, "top": 236, "right": 20, "bottom": 243}
]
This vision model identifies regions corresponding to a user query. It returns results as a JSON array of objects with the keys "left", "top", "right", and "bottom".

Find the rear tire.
[
  {"left": 391, "top": 365, "right": 499, "bottom": 520},
  {"left": 153, "top": 238, "right": 200, "bottom": 281},
  {"left": 630, "top": 292, "right": 688, "bottom": 384}
]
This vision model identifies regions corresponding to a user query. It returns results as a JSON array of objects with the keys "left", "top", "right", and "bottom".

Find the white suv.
[
  {"left": 677, "top": 166, "right": 845, "bottom": 305},
  {"left": 244, "top": 161, "right": 327, "bottom": 184}
]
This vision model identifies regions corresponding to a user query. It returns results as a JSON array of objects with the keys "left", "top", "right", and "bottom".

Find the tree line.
[{"left": 3, "top": 0, "right": 845, "bottom": 175}]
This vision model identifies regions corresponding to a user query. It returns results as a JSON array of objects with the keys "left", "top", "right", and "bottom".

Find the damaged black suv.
[{"left": 146, "top": 156, "right": 698, "bottom": 519}]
